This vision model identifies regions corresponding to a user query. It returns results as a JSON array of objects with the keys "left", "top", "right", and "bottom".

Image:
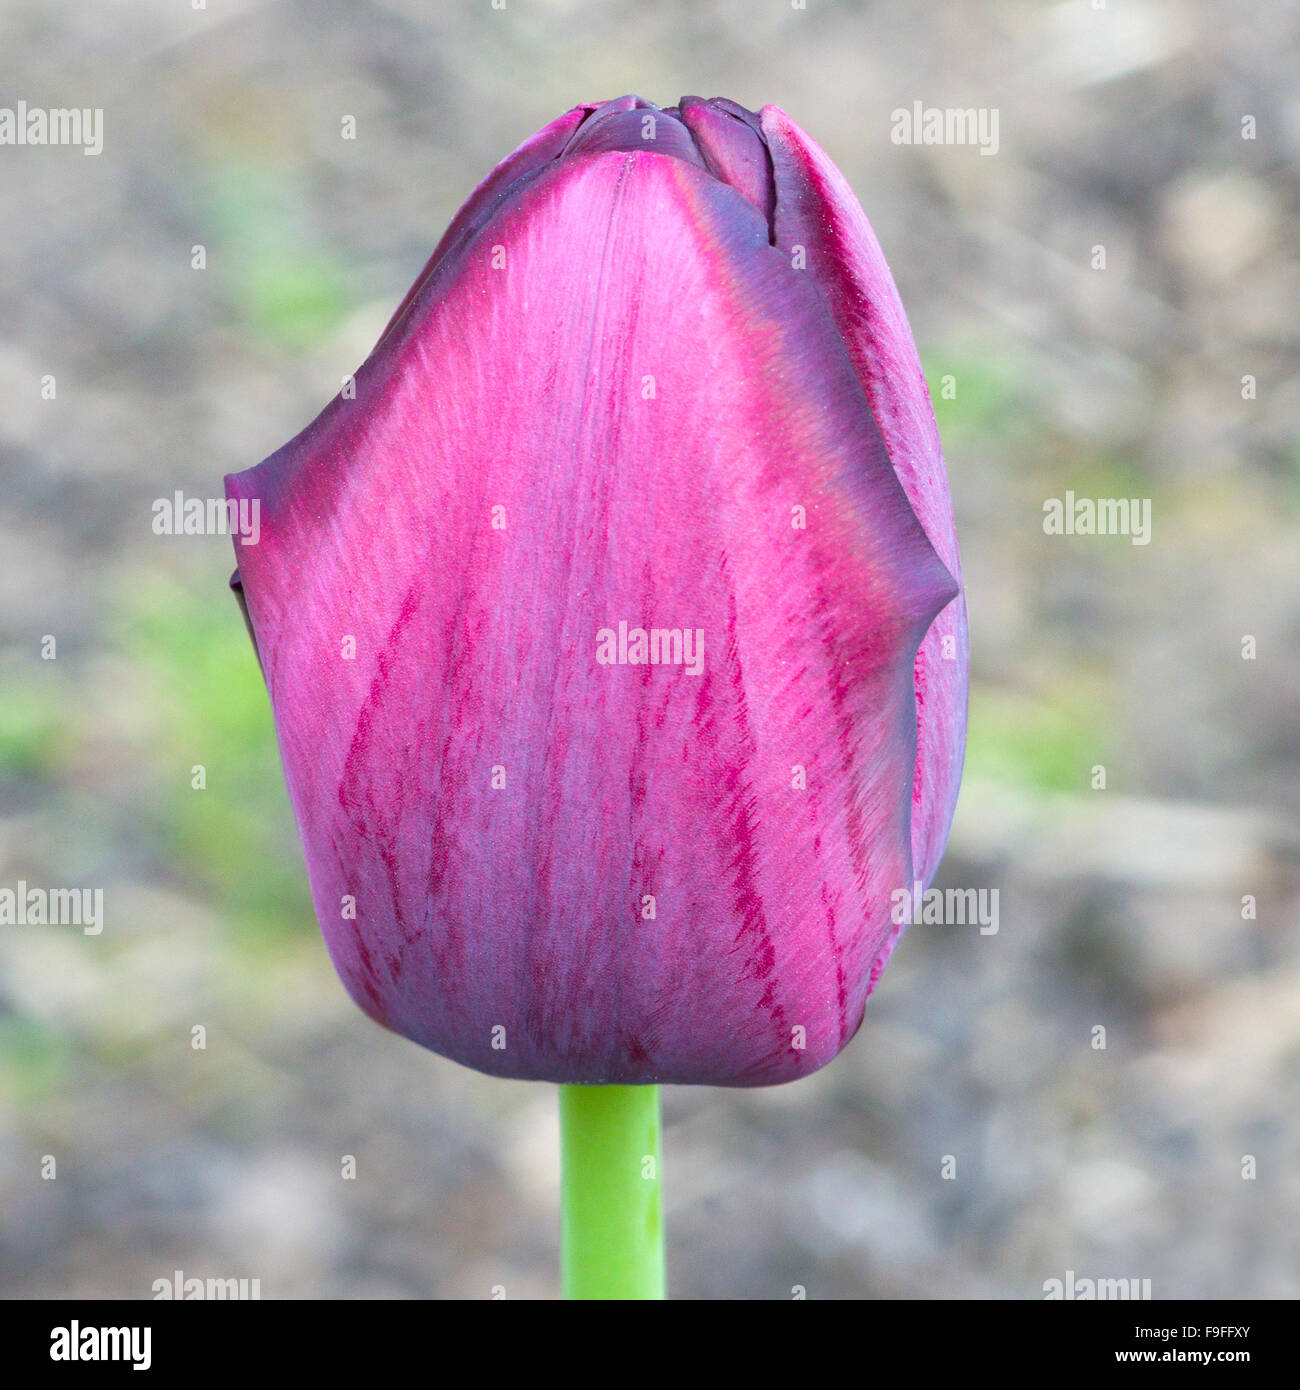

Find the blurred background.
[{"left": 1, "top": 0, "right": 1297, "bottom": 1299}]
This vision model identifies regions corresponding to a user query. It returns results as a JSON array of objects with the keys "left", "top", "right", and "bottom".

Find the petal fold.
[{"left": 761, "top": 105, "right": 969, "bottom": 892}]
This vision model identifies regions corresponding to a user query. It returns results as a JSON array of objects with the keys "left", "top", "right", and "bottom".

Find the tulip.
[{"left": 226, "top": 95, "right": 967, "bottom": 1298}]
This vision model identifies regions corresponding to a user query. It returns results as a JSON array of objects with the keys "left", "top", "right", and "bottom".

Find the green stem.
[{"left": 559, "top": 1084, "right": 665, "bottom": 1300}]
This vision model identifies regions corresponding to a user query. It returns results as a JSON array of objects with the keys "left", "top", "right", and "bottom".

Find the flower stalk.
[{"left": 559, "top": 1084, "right": 665, "bottom": 1299}]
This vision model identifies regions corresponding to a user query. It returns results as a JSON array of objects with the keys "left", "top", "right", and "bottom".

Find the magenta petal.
[
  {"left": 677, "top": 96, "right": 775, "bottom": 226},
  {"left": 375, "top": 103, "right": 589, "bottom": 348},
  {"left": 761, "top": 105, "right": 969, "bottom": 893},
  {"left": 227, "top": 120, "right": 961, "bottom": 1086},
  {"left": 561, "top": 101, "right": 705, "bottom": 168}
]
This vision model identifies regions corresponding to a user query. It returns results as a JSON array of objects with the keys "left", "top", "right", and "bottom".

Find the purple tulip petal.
[
  {"left": 376, "top": 103, "right": 590, "bottom": 349},
  {"left": 227, "top": 130, "right": 957, "bottom": 1086},
  {"left": 561, "top": 99, "right": 706, "bottom": 169},
  {"left": 761, "top": 106, "right": 969, "bottom": 897},
  {"left": 677, "top": 96, "right": 775, "bottom": 227}
]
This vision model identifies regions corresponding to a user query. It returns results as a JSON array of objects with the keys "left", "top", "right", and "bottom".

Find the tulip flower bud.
[{"left": 226, "top": 95, "right": 967, "bottom": 1087}]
